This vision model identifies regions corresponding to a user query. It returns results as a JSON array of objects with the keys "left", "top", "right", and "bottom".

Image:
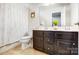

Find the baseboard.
[{"left": 0, "top": 41, "right": 20, "bottom": 54}]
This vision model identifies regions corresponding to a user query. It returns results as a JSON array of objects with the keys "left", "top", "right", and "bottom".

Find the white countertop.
[{"left": 33, "top": 27, "right": 79, "bottom": 32}]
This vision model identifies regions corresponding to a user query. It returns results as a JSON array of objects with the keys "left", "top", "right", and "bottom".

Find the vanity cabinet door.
[
  {"left": 54, "top": 32, "right": 78, "bottom": 55},
  {"left": 71, "top": 32, "right": 78, "bottom": 55},
  {"left": 55, "top": 40, "right": 72, "bottom": 55},
  {"left": 44, "top": 31, "right": 55, "bottom": 54},
  {"left": 44, "top": 31, "right": 55, "bottom": 44},
  {"left": 55, "top": 40, "right": 78, "bottom": 55},
  {"left": 33, "top": 30, "right": 44, "bottom": 51},
  {"left": 44, "top": 43, "right": 54, "bottom": 54}
]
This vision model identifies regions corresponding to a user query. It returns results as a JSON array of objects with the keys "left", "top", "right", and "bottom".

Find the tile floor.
[{"left": 0, "top": 45, "right": 47, "bottom": 55}]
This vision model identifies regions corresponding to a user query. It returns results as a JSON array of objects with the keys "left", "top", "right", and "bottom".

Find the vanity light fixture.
[{"left": 31, "top": 11, "right": 35, "bottom": 18}]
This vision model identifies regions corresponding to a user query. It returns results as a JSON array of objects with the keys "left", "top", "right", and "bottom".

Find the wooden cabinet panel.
[
  {"left": 44, "top": 31, "right": 54, "bottom": 44},
  {"left": 55, "top": 32, "right": 74, "bottom": 40},
  {"left": 44, "top": 31, "right": 55, "bottom": 54},
  {"left": 33, "top": 30, "right": 44, "bottom": 51},
  {"left": 55, "top": 32, "right": 78, "bottom": 55},
  {"left": 44, "top": 43, "right": 54, "bottom": 54}
]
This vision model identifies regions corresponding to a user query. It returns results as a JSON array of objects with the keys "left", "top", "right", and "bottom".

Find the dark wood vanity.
[{"left": 33, "top": 30, "right": 78, "bottom": 55}]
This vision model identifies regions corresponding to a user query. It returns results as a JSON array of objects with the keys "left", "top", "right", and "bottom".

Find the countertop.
[{"left": 33, "top": 27, "right": 79, "bottom": 32}]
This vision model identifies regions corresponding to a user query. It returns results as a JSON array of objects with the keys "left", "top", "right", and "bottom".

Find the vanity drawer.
[
  {"left": 56, "top": 40, "right": 78, "bottom": 48},
  {"left": 55, "top": 32, "right": 74, "bottom": 40},
  {"left": 44, "top": 38, "right": 54, "bottom": 44},
  {"left": 44, "top": 43, "right": 54, "bottom": 52},
  {"left": 44, "top": 42, "right": 55, "bottom": 54},
  {"left": 44, "top": 31, "right": 54, "bottom": 38}
]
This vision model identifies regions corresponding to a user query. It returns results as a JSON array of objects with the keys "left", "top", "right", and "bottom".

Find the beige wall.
[{"left": 28, "top": 6, "right": 40, "bottom": 36}]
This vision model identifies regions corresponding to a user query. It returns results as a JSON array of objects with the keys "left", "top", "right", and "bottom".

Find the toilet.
[{"left": 20, "top": 33, "right": 32, "bottom": 50}]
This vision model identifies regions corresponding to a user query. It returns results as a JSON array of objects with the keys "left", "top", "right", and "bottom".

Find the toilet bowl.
[{"left": 20, "top": 36, "right": 32, "bottom": 50}]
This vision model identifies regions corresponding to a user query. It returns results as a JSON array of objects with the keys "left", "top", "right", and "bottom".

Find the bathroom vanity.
[{"left": 33, "top": 29, "right": 78, "bottom": 55}]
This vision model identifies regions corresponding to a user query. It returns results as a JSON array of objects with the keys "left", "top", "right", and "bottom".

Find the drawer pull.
[
  {"left": 48, "top": 39, "right": 50, "bottom": 41},
  {"left": 47, "top": 48, "right": 50, "bottom": 50},
  {"left": 73, "top": 43, "right": 75, "bottom": 45}
]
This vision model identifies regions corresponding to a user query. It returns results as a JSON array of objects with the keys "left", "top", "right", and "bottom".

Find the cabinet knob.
[
  {"left": 47, "top": 48, "right": 50, "bottom": 50},
  {"left": 73, "top": 43, "right": 75, "bottom": 45},
  {"left": 48, "top": 39, "right": 50, "bottom": 41}
]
